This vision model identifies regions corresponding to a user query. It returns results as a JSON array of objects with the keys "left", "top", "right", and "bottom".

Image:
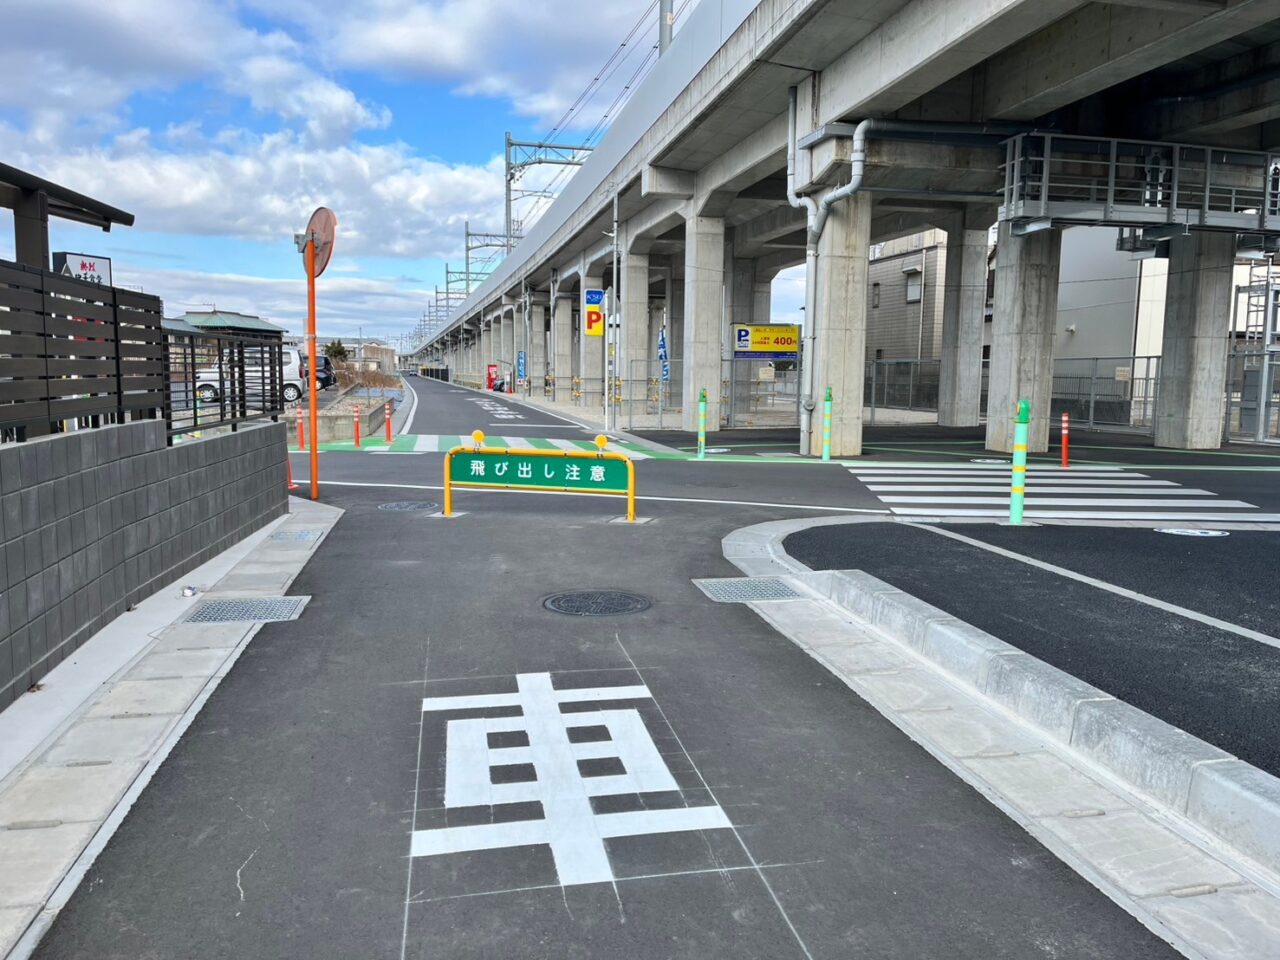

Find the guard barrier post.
[
  {"left": 697, "top": 388, "right": 707, "bottom": 460},
  {"left": 385, "top": 401, "right": 393, "bottom": 443},
  {"left": 821, "top": 386, "right": 833, "bottom": 462},
  {"left": 354, "top": 405, "right": 362, "bottom": 448},
  {"left": 1010, "top": 399, "right": 1030, "bottom": 525},
  {"left": 1061, "top": 411, "right": 1070, "bottom": 469}
]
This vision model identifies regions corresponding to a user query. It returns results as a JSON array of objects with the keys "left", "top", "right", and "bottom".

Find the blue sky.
[{"left": 1, "top": 0, "right": 801, "bottom": 343}]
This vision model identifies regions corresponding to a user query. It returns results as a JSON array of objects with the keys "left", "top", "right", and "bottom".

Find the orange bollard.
[
  {"left": 384, "top": 401, "right": 392, "bottom": 442},
  {"left": 296, "top": 406, "right": 305, "bottom": 450},
  {"left": 286, "top": 457, "right": 299, "bottom": 491},
  {"left": 1061, "top": 411, "right": 1070, "bottom": 468},
  {"left": 354, "top": 405, "right": 362, "bottom": 448}
]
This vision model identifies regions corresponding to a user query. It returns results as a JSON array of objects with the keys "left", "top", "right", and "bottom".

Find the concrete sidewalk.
[
  {"left": 723, "top": 515, "right": 1280, "bottom": 959},
  {"left": 0, "top": 496, "right": 341, "bottom": 960}
]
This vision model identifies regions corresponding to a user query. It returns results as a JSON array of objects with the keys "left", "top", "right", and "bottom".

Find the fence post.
[
  {"left": 1010, "top": 399, "right": 1030, "bottom": 525},
  {"left": 869, "top": 361, "right": 878, "bottom": 426},
  {"left": 1088, "top": 357, "right": 1098, "bottom": 428},
  {"left": 822, "top": 387, "right": 832, "bottom": 462}
]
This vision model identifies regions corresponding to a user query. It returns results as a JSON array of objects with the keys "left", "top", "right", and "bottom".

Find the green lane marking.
[
  {"left": 525, "top": 437, "right": 558, "bottom": 449},
  {"left": 484, "top": 436, "right": 508, "bottom": 447},
  {"left": 390, "top": 436, "right": 417, "bottom": 453},
  {"left": 569, "top": 439, "right": 599, "bottom": 450},
  {"left": 440, "top": 435, "right": 462, "bottom": 450}
]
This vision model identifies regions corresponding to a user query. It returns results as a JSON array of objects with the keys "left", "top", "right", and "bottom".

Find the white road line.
[
  {"left": 889, "top": 508, "right": 1280, "bottom": 520},
  {"left": 866, "top": 486, "right": 1212, "bottom": 495},
  {"left": 920, "top": 524, "right": 1280, "bottom": 652},
  {"left": 304, "top": 479, "right": 890, "bottom": 513},
  {"left": 398, "top": 379, "right": 420, "bottom": 436},
  {"left": 862, "top": 478, "right": 1176, "bottom": 487},
  {"left": 880, "top": 496, "right": 1255, "bottom": 507},
  {"left": 852, "top": 469, "right": 1138, "bottom": 477},
  {"left": 850, "top": 464, "right": 1125, "bottom": 472}
]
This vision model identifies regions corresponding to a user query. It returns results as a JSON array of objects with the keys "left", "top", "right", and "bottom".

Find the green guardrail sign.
[{"left": 448, "top": 450, "right": 629, "bottom": 493}]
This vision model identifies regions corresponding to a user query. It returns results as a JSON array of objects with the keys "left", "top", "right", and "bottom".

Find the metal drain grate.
[
  {"left": 379, "top": 501, "right": 440, "bottom": 512},
  {"left": 183, "top": 596, "right": 310, "bottom": 624},
  {"left": 269, "top": 529, "right": 322, "bottom": 542},
  {"left": 543, "top": 591, "right": 651, "bottom": 617},
  {"left": 693, "top": 577, "right": 803, "bottom": 603}
]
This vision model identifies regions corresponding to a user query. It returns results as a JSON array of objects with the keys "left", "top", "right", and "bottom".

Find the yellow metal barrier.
[{"left": 443, "top": 430, "right": 636, "bottom": 521}]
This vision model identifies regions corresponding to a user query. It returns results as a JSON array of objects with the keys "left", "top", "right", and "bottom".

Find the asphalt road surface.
[
  {"left": 27, "top": 379, "right": 1192, "bottom": 959},
  {"left": 785, "top": 521, "right": 1280, "bottom": 776}
]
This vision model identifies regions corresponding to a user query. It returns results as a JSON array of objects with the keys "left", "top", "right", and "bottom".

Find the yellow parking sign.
[{"left": 732, "top": 323, "right": 799, "bottom": 359}]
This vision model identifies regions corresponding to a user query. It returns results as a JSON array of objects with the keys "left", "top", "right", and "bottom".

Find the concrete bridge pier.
[
  {"left": 938, "top": 220, "right": 989, "bottom": 428},
  {"left": 986, "top": 222, "right": 1062, "bottom": 453},
  {"left": 808, "top": 190, "right": 872, "bottom": 458},
  {"left": 622, "top": 252, "right": 650, "bottom": 413},
  {"left": 1155, "top": 232, "right": 1236, "bottom": 450},
  {"left": 682, "top": 215, "right": 725, "bottom": 431},
  {"left": 526, "top": 302, "right": 546, "bottom": 394}
]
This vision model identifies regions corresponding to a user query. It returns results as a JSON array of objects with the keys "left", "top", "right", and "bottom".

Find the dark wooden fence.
[{"left": 0, "top": 259, "right": 166, "bottom": 440}]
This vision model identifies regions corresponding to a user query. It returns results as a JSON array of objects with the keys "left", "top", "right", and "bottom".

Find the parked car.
[
  {"left": 196, "top": 346, "right": 307, "bottom": 404},
  {"left": 302, "top": 355, "right": 337, "bottom": 390}
]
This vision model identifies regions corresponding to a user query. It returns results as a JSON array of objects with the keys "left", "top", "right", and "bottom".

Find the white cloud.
[
  {"left": 0, "top": 125, "right": 505, "bottom": 260},
  {"left": 321, "top": 0, "right": 674, "bottom": 131},
  {"left": 0, "top": 0, "right": 389, "bottom": 145},
  {"left": 123, "top": 264, "right": 430, "bottom": 339}
]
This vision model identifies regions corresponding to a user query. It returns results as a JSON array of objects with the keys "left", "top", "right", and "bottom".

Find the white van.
[{"left": 195, "top": 346, "right": 308, "bottom": 404}]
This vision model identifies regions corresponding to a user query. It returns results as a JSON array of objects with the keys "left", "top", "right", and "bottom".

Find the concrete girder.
[
  {"left": 641, "top": 165, "right": 694, "bottom": 199},
  {"left": 627, "top": 197, "right": 689, "bottom": 254},
  {"left": 815, "top": 0, "right": 1087, "bottom": 128},
  {"left": 981, "top": 0, "right": 1279, "bottom": 122},
  {"left": 731, "top": 206, "right": 808, "bottom": 259},
  {"left": 1146, "top": 39, "right": 1280, "bottom": 140}
]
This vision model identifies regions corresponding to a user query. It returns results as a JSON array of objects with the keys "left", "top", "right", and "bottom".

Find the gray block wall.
[{"left": 0, "top": 420, "right": 289, "bottom": 709}]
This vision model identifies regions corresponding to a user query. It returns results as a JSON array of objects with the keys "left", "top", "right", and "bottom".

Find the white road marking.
[
  {"left": 920, "top": 524, "right": 1280, "bottom": 651},
  {"left": 866, "top": 485, "right": 1203, "bottom": 494},
  {"left": 889, "top": 508, "right": 1280, "bottom": 520},
  {"left": 413, "top": 672, "right": 732, "bottom": 886},
  {"left": 881, "top": 497, "right": 1255, "bottom": 507},
  {"left": 852, "top": 462, "right": 1264, "bottom": 521},
  {"left": 306, "top": 479, "right": 892, "bottom": 514}
]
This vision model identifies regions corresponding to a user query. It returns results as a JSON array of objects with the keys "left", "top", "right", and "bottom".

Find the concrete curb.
[{"left": 723, "top": 515, "right": 1280, "bottom": 880}]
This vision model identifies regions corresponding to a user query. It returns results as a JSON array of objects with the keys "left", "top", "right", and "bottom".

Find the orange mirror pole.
[{"left": 306, "top": 238, "right": 320, "bottom": 501}]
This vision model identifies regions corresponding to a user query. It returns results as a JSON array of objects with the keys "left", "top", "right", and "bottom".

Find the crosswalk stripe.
[
  {"left": 866, "top": 486, "right": 1212, "bottom": 495},
  {"left": 880, "top": 496, "right": 1255, "bottom": 507},
  {"left": 888, "top": 508, "right": 1280, "bottom": 521},
  {"left": 851, "top": 461, "right": 1261, "bottom": 521}
]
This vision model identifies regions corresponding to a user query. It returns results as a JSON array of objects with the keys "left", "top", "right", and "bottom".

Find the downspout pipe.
[
  {"left": 787, "top": 86, "right": 820, "bottom": 454},
  {"left": 787, "top": 95, "right": 1021, "bottom": 455}
]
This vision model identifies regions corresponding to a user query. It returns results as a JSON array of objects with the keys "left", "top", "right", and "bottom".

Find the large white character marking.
[{"left": 411, "top": 672, "right": 731, "bottom": 885}]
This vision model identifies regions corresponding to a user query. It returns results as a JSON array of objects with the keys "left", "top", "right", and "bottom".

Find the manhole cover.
[
  {"left": 693, "top": 577, "right": 803, "bottom": 603},
  {"left": 378, "top": 501, "right": 440, "bottom": 512},
  {"left": 269, "top": 529, "right": 322, "bottom": 542},
  {"left": 543, "top": 591, "right": 651, "bottom": 616},
  {"left": 971, "top": 458, "right": 1009, "bottom": 464},
  {"left": 1156, "top": 528, "right": 1230, "bottom": 537},
  {"left": 183, "top": 596, "right": 309, "bottom": 623}
]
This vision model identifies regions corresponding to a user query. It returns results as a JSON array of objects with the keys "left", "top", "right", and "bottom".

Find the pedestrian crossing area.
[
  {"left": 371, "top": 434, "right": 652, "bottom": 459},
  {"left": 850, "top": 461, "right": 1280, "bottom": 522}
]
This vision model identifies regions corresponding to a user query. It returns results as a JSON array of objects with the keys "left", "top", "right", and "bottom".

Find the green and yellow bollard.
[
  {"left": 1009, "top": 399, "right": 1030, "bottom": 525},
  {"left": 697, "top": 387, "right": 707, "bottom": 460},
  {"left": 821, "top": 386, "right": 832, "bottom": 462}
]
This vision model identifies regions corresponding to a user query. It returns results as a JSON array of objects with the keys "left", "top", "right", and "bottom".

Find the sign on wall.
[
  {"left": 53, "top": 252, "right": 112, "bottom": 286},
  {"left": 732, "top": 323, "right": 799, "bottom": 360},
  {"left": 584, "top": 289, "right": 605, "bottom": 337},
  {"left": 657, "top": 327, "right": 670, "bottom": 382}
]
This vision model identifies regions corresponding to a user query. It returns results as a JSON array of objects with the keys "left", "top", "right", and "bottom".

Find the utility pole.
[
  {"left": 659, "top": 0, "right": 673, "bottom": 55},
  {"left": 505, "top": 133, "right": 594, "bottom": 252}
]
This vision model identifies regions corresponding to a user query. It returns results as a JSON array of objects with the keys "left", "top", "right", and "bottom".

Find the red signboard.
[{"left": 487, "top": 364, "right": 498, "bottom": 390}]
